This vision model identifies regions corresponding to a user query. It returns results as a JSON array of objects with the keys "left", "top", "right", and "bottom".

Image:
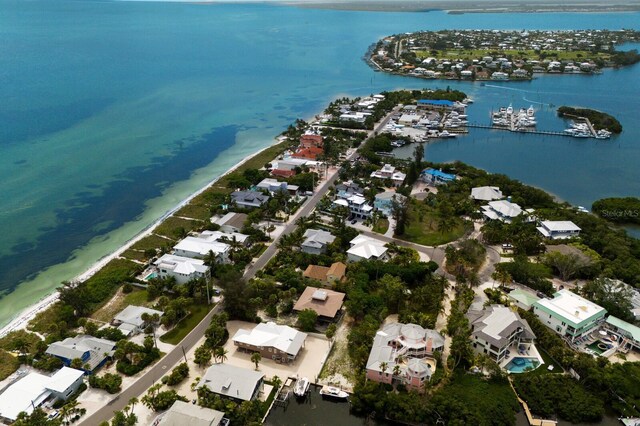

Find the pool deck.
[{"left": 499, "top": 342, "right": 544, "bottom": 372}]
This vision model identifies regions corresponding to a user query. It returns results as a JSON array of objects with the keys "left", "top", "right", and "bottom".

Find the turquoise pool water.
[
  {"left": 144, "top": 272, "right": 157, "bottom": 281},
  {"left": 505, "top": 357, "right": 540, "bottom": 373}
]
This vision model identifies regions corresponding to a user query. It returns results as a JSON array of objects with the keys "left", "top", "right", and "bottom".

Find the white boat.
[
  {"left": 294, "top": 377, "right": 310, "bottom": 398},
  {"left": 527, "top": 105, "right": 535, "bottom": 117},
  {"left": 319, "top": 385, "right": 349, "bottom": 400},
  {"left": 506, "top": 103, "right": 513, "bottom": 115},
  {"left": 439, "top": 130, "right": 456, "bottom": 138}
]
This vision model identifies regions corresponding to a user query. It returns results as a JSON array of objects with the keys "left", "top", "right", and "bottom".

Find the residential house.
[
  {"left": 300, "top": 229, "right": 335, "bottom": 255},
  {"left": 302, "top": 262, "right": 346, "bottom": 285},
  {"left": 467, "top": 305, "right": 536, "bottom": 363},
  {"left": 46, "top": 335, "right": 116, "bottom": 373},
  {"left": 154, "top": 254, "right": 209, "bottom": 285},
  {"left": 256, "top": 178, "right": 300, "bottom": 196},
  {"left": 156, "top": 400, "right": 228, "bottom": 426},
  {"left": 270, "top": 158, "right": 308, "bottom": 172},
  {"left": 374, "top": 191, "right": 407, "bottom": 216},
  {"left": 214, "top": 212, "right": 248, "bottom": 233},
  {"left": 201, "top": 230, "right": 250, "bottom": 246},
  {"left": 199, "top": 364, "right": 264, "bottom": 402},
  {"left": 417, "top": 99, "right": 455, "bottom": 111},
  {"left": 481, "top": 199, "right": 523, "bottom": 223},
  {"left": 603, "top": 316, "right": 640, "bottom": 354},
  {"left": 508, "top": 288, "right": 541, "bottom": 311},
  {"left": 471, "top": 186, "right": 503, "bottom": 201},
  {"left": 532, "top": 289, "right": 606, "bottom": 341},
  {"left": 230, "top": 190, "right": 270, "bottom": 209},
  {"left": 113, "top": 305, "right": 164, "bottom": 336},
  {"left": 347, "top": 235, "right": 389, "bottom": 262},
  {"left": 333, "top": 195, "right": 373, "bottom": 219},
  {"left": 335, "top": 181, "right": 364, "bottom": 199},
  {"left": 537, "top": 220, "right": 581, "bottom": 239},
  {"left": 271, "top": 168, "right": 297, "bottom": 178},
  {"left": 370, "top": 164, "right": 406, "bottom": 187},
  {"left": 232, "top": 322, "right": 307, "bottom": 363},
  {"left": 421, "top": 168, "right": 456, "bottom": 185},
  {"left": 365, "top": 323, "right": 444, "bottom": 392},
  {"left": 292, "top": 146, "right": 324, "bottom": 160},
  {"left": 300, "top": 133, "right": 323, "bottom": 148},
  {"left": 173, "top": 235, "right": 230, "bottom": 263},
  {"left": 293, "top": 287, "right": 345, "bottom": 321},
  {"left": 0, "top": 367, "right": 85, "bottom": 423}
]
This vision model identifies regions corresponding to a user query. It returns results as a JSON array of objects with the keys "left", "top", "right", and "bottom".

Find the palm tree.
[
  {"left": 392, "top": 364, "right": 402, "bottom": 390},
  {"left": 491, "top": 270, "right": 512, "bottom": 289},
  {"left": 214, "top": 347, "right": 228, "bottom": 364},
  {"left": 380, "top": 361, "right": 388, "bottom": 376},
  {"left": 12, "top": 338, "right": 30, "bottom": 361},
  {"left": 251, "top": 352, "right": 262, "bottom": 370}
]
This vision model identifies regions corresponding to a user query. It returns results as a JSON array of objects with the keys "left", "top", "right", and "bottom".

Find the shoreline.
[{"left": 0, "top": 137, "right": 284, "bottom": 338}]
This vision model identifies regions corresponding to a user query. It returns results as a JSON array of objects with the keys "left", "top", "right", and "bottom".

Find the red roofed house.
[
  {"left": 300, "top": 134, "right": 323, "bottom": 148},
  {"left": 271, "top": 169, "right": 297, "bottom": 178},
  {"left": 292, "top": 146, "right": 324, "bottom": 160}
]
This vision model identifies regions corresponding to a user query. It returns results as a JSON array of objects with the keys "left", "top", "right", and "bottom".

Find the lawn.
[
  {"left": 0, "top": 350, "right": 19, "bottom": 381},
  {"left": 154, "top": 216, "right": 204, "bottom": 239},
  {"left": 121, "top": 249, "right": 149, "bottom": 262},
  {"left": 160, "top": 303, "right": 214, "bottom": 345},
  {"left": 91, "top": 288, "right": 151, "bottom": 323},
  {"left": 526, "top": 347, "right": 563, "bottom": 376},
  {"left": 174, "top": 203, "right": 212, "bottom": 221},
  {"left": 129, "top": 234, "right": 174, "bottom": 252},
  {"left": 399, "top": 202, "right": 469, "bottom": 246},
  {"left": 372, "top": 218, "right": 389, "bottom": 234}
]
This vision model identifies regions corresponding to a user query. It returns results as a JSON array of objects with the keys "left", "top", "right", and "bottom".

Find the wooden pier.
[{"left": 467, "top": 123, "right": 593, "bottom": 138}]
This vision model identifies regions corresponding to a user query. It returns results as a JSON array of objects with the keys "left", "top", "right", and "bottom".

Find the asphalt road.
[{"left": 81, "top": 109, "right": 399, "bottom": 425}]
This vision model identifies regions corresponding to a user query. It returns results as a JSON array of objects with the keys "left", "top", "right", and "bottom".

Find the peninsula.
[{"left": 368, "top": 29, "right": 640, "bottom": 81}]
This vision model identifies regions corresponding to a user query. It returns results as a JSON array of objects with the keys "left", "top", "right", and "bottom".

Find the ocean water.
[{"left": 1, "top": 1, "right": 639, "bottom": 326}]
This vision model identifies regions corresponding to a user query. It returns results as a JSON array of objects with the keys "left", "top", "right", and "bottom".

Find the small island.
[
  {"left": 368, "top": 29, "right": 640, "bottom": 82},
  {"left": 557, "top": 106, "right": 622, "bottom": 135},
  {"left": 592, "top": 197, "right": 640, "bottom": 225}
]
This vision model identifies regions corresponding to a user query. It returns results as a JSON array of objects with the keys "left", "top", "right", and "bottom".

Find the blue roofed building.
[
  {"left": 417, "top": 99, "right": 454, "bottom": 108},
  {"left": 422, "top": 168, "right": 456, "bottom": 185}
]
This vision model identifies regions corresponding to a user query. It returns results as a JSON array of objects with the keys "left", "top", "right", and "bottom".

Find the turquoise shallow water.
[{"left": 1, "top": 1, "right": 639, "bottom": 326}]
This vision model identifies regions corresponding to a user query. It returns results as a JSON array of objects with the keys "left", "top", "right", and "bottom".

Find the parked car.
[{"left": 351, "top": 219, "right": 357, "bottom": 225}]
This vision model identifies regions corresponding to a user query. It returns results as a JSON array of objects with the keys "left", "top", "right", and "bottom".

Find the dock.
[
  {"left": 468, "top": 123, "right": 597, "bottom": 139},
  {"left": 508, "top": 377, "right": 557, "bottom": 426}
]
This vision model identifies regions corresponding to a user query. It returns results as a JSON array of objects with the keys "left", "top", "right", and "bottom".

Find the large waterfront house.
[
  {"left": 471, "top": 186, "right": 503, "bottom": 201},
  {"left": 230, "top": 190, "right": 270, "bottom": 209},
  {"left": 155, "top": 400, "right": 228, "bottom": 426},
  {"left": 154, "top": 254, "right": 209, "bottom": 285},
  {"left": 0, "top": 367, "right": 85, "bottom": 423},
  {"left": 370, "top": 164, "right": 406, "bottom": 187},
  {"left": 603, "top": 316, "right": 640, "bottom": 354},
  {"left": 481, "top": 199, "right": 523, "bottom": 223},
  {"left": 421, "top": 168, "right": 456, "bottom": 185},
  {"left": 200, "top": 230, "right": 250, "bottom": 246},
  {"left": 532, "top": 289, "right": 606, "bottom": 342},
  {"left": 300, "top": 133, "right": 323, "bottom": 148},
  {"left": 333, "top": 195, "right": 373, "bottom": 219},
  {"left": 199, "top": 364, "right": 264, "bottom": 402},
  {"left": 113, "top": 305, "right": 164, "bottom": 336},
  {"left": 46, "top": 335, "right": 116, "bottom": 373},
  {"left": 365, "top": 323, "right": 444, "bottom": 392},
  {"left": 173, "top": 234, "right": 230, "bottom": 263},
  {"left": 508, "top": 288, "right": 541, "bottom": 311},
  {"left": 214, "top": 212, "right": 248, "bottom": 233},
  {"left": 467, "top": 305, "right": 535, "bottom": 364},
  {"left": 374, "top": 191, "right": 407, "bottom": 217},
  {"left": 347, "top": 235, "right": 389, "bottom": 262},
  {"left": 335, "top": 181, "right": 364, "bottom": 199},
  {"left": 293, "top": 287, "right": 345, "bottom": 321},
  {"left": 302, "top": 262, "right": 346, "bottom": 285},
  {"left": 232, "top": 322, "right": 307, "bottom": 364},
  {"left": 300, "top": 229, "right": 336, "bottom": 255},
  {"left": 256, "top": 178, "right": 300, "bottom": 196},
  {"left": 537, "top": 220, "right": 581, "bottom": 240}
]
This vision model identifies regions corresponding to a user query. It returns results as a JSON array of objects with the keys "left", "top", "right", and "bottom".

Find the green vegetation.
[
  {"left": 154, "top": 216, "right": 203, "bottom": 239},
  {"left": 160, "top": 303, "right": 213, "bottom": 345},
  {"left": 0, "top": 349, "right": 20, "bottom": 380},
  {"left": 445, "top": 239, "right": 487, "bottom": 283},
  {"left": 198, "top": 385, "right": 267, "bottom": 425},
  {"left": 372, "top": 217, "right": 389, "bottom": 234},
  {"left": 115, "top": 336, "right": 161, "bottom": 376},
  {"left": 163, "top": 362, "right": 189, "bottom": 386},
  {"left": 593, "top": 197, "right": 640, "bottom": 224},
  {"left": 142, "top": 383, "right": 188, "bottom": 412},
  {"left": 495, "top": 256, "right": 553, "bottom": 295},
  {"left": 558, "top": 106, "right": 622, "bottom": 133},
  {"left": 297, "top": 308, "right": 318, "bottom": 332},
  {"left": 129, "top": 234, "right": 173, "bottom": 252},
  {"left": 89, "top": 373, "right": 122, "bottom": 394},
  {"left": 399, "top": 199, "right": 470, "bottom": 246}
]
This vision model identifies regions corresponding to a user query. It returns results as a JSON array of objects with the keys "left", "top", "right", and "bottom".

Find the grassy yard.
[
  {"left": 121, "top": 249, "right": 149, "bottom": 262},
  {"left": 372, "top": 218, "right": 389, "bottom": 234},
  {"left": 0, "top": 350, "right": 19, "bottom": 381},
  {"left": 154, "top": 216, "right": 204, "bottom": 239},
  {"left": 318, "top": 316, "right": 358, "bottom": 385},
  {"left": 526, "top": 347, "right": 564, "bottom": 376},
  {"left": 91, "top": 288, "right": 151, "bottom": 323},
  {"left": 399, "top": 202, "right": 469, "bottom": 246},
  {"left": 130, "top": 234, "right": 174, "bottom": 252},
  {"left": 175, "top": 203, "right": 212, "bottom": 221},
  {"left": 160, "top": 303, "right": 214, "bottom": 345},
  {"left": 0, "top": 329, "right": 42, "bottom": 352}
]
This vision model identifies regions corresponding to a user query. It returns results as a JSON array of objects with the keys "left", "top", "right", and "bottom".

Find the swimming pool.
[
  {"left": 145, "top": 272, "right": 157, "bottom": 280},
  {"left": 586, "top": 340, "right": 613, "bottom": 355},
  {"left": 504, "top": 357, "right": 540, "bottom": 373}
]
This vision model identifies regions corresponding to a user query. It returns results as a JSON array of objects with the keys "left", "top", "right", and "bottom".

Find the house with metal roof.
[
  {"left": 374, "top": 191, "right": 407, "bottom": 216},
  {"left": 537, "top": 220, "right": 581, "bottom": 240},
  {"left": 232, "top": 322, "right": 307, "bottom": 364},
  {"left": 113, "top": 305, "right": 164, "bottom": 336},
  {"left": 481, "top": 199, "right": 523, "bottom": 223},
  {"left": 508, "top": 288, "right": 541, "bottom": 311},
  {"left": 154, "top": 254, "right": 209, "bottom": 285},
  {"left": 467, "top": 305, "right": 536, "bottom": 364},
  {"left": 173, "top": 235, "right": 230, "bottom": 263},
  {"left": 471, "top": 186, "right": 503, "bottom": 201},
  {"left": 214, "top": 212, "right": 248, "bottom": 233},
  {"left": 421, "top": 168, "right": 456, "bottom": 185},
  {"left": 365, "top": 323, "right": 444, "bottom": 392},
  {"left": 45, "top": 336, "right": 116, "bottom": 373},
  {"left": 230, "top": 190, "right": 270, "bottom": 209},
  {"left": 347, "top": 235, "right": 389, "bottom": 262},
  {"left": 532, "top": 289, "right": 606, "bottom": 341},
  {"left": 0, "top": 367, "right": 84, "bottom": 423},
  {"left": 370, "top": 164, "right": 406, "bottom": 187},
  {"left": 199, "top": 364, "right": 264, "bottom": 402},
  {"left": 156, "top": 400, "right": 228, "bottom": 426},
  {"left": 604, "top": 316, "right": 640, "bottom": 354},
  {"left": 300, "top": 229, "right": 335, "bottom": 255}
]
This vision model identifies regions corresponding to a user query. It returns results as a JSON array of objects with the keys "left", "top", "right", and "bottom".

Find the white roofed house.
[
  {"left": 334, "top": 194, "right": 373, "bottom": 219},
  {"left": 45, "top": 335, "right": 116, "bottom": 373},
  {"left": 154, "top": 254, "right": 209, "bottom": 285},
  {"left": 112, "top": 305, "right": 164, "bottom": 336},
  {"left": 370, "top": 164, "right": 406, "bottom": 187},
  {"left": 199, "top": 363, "right": 264, "bottom": 402},
  {"left": 200, "top": 229, "right": 250, "bottom": 246},
  {"left": 467, "top": 305, "right": 537, "bottom": 365},
  {"left": 231, "top": 322, "right": 307, "bottom": 364},
  {"left": 481, "top": 199, "right": 523, "bottom": 223},
  {"left": 471, "top": 186, "right": 503, "bottom": 201},
  {"left": 173, "top": 234, "right": 231, "bottom": 263},
  {"left": 156, "top": 400, "right": 228, "bottom": 426},
  {"left": 347, "top": 235, "right": 389, "bottom": 262},
  {"left": 537, "top": 220, "right": 581, "bottom": 240},
  {"left": 300, "top": 228, "right": 336, "bottom": 255},
  {"left": 214, "top": 212, "right": 248, "bottom": 233}
]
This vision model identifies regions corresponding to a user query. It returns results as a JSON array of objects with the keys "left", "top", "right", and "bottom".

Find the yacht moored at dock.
[{"left": 319, "top": 385, "right": 349, "bottom": 400}]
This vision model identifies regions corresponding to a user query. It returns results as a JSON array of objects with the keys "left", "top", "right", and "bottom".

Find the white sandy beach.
[{"left": 0, "top": 139, "right": 283, "bottom": 338}]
